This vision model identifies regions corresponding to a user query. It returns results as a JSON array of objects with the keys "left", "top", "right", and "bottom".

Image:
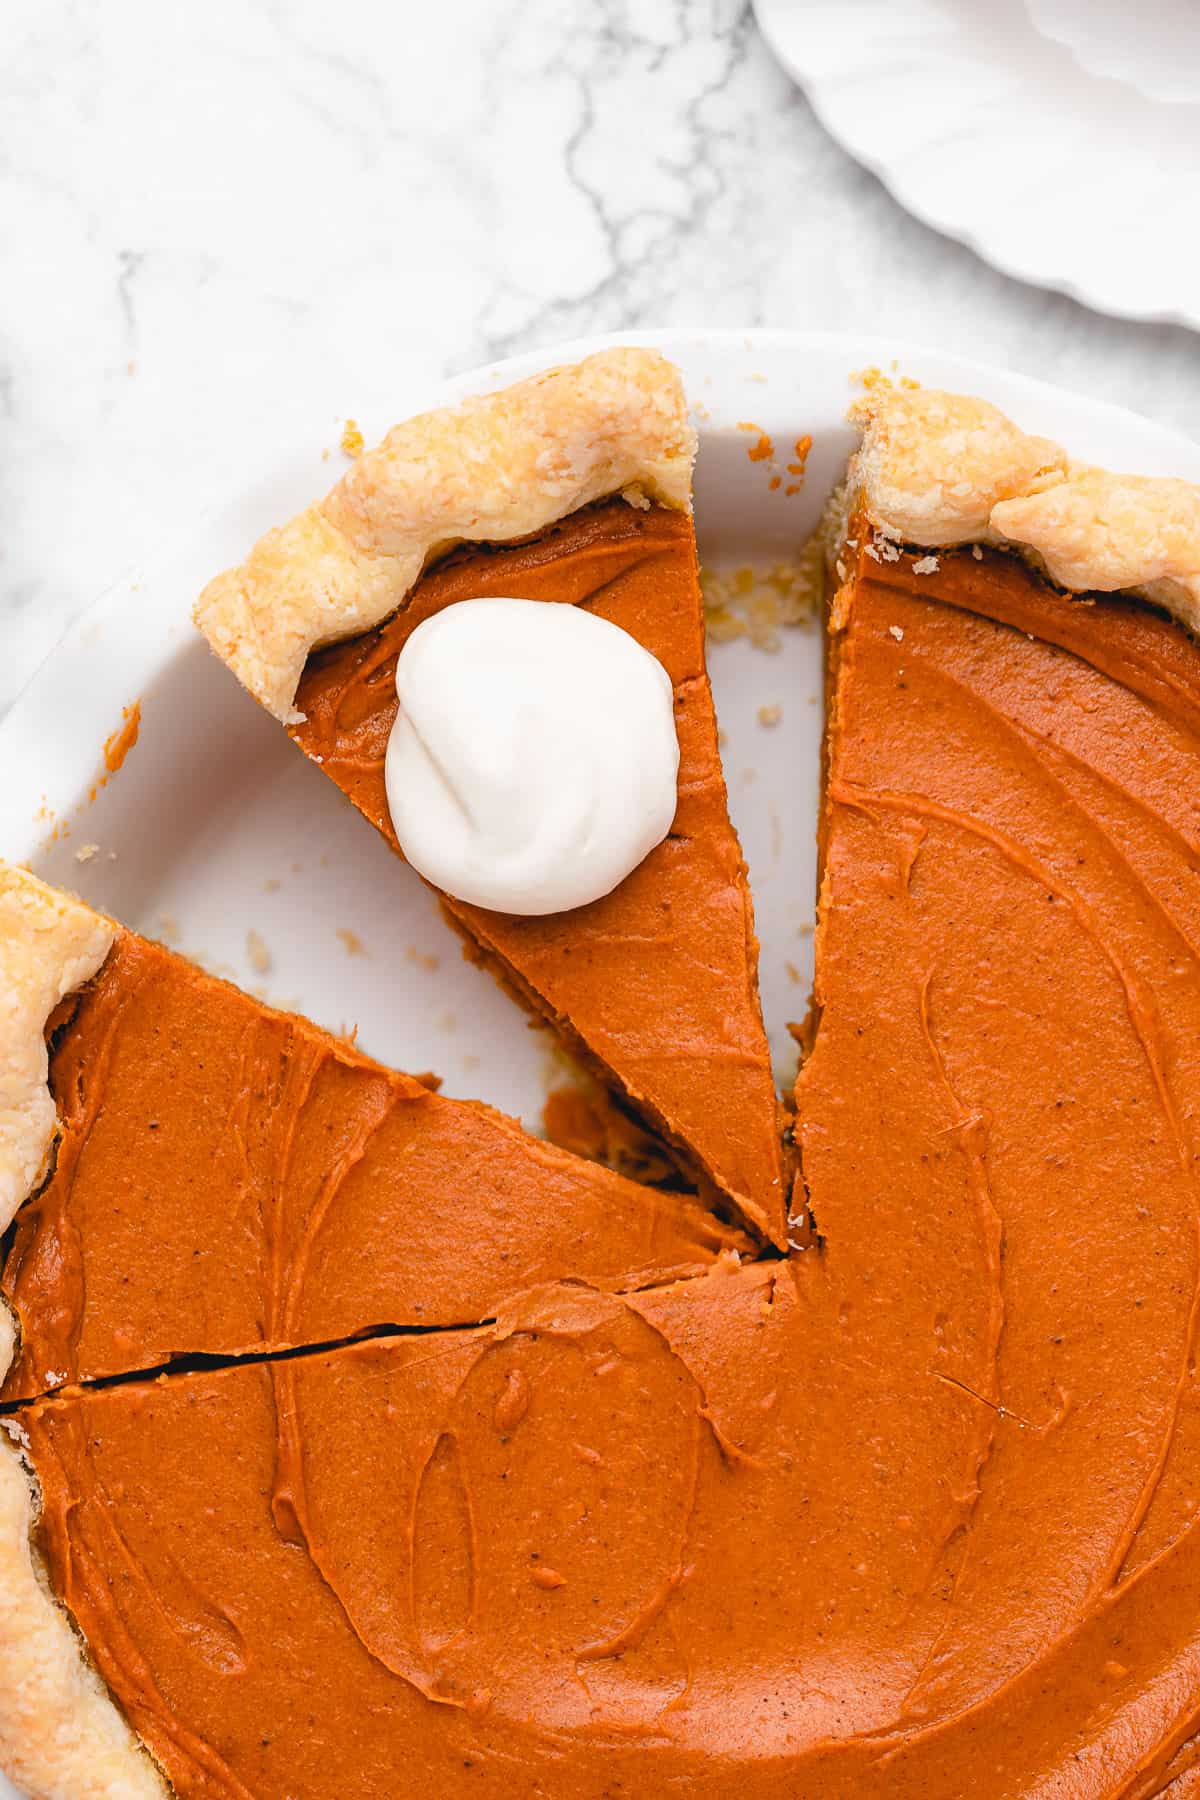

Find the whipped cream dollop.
[{"left": 384, "top": 597, "right": 680, "bottom": 917}]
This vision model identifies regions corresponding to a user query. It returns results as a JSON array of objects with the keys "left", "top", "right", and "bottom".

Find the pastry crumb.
[
  {"left": 785, "top": 960, "right": 803, "bottom": 985},
  {"left": 263, "top": 877, "right": 281, "bottom": 894},
  {"left": 912, "top": 555, "right": 940, "bottom": 575},
  {"left": 972, "top": 544, "right": 984, "bottom": 560},
  {"left": 736, "top": 421, "right": 775, "bottom": 464},
  {"left": 852, "top": 367, "right": 921, "bottom": 394},
  {"left": 889, "top": 625, "right": 905, "bottom": 642},
  {"left": 158, "top": 913, "right": 180, "bottom": 945},
  {"left": 75, "top": 843, "right": 100, "bottom": 864},
  {"left": 338, "top": 928, "right": 366, "bottom": 957},
  {"left": 246, "top": 929, "right": 272, "bottom": 974},
  {"left": 757, "top": 704, "right": 782, "bottom": 728},
  {"left": 869, "top": 533, "right": 903, "bottom": 564},
  {"left": 340, "top": 418, "right": 364, "bottom": 458},
  {"left": 786, "top": 434, "right": 813, "bottom": 480},
  {"left": 439, "top": 1011, "right": 457, "bottom": 1032},
  {"left": 700, "top": 539, "right": 823, "bottom": 654},
  {"left": 404, "top": 944, "right": 438, "bottom": 971}
]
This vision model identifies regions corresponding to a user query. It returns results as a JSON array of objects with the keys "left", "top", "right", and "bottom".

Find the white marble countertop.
[{"left": 4, "top": 0, "right": 1198, "bottom": 718}]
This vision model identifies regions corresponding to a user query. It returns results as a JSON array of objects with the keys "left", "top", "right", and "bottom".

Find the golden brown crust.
[
  {"left": 991, "top": 469, "right": 1200, "bottom": 627},
  {"left": 0, "top": 867, "right": 163, "bottom": 1796},
  {"left": 194, "top": 347, "right": 698, "bottom": 724},
  {"left": 845, "top": 385, "right": 1200, "bottom": 625},
  {"left": 0, "top": 866, "right": 115, "bottom": 1235},
  {"left": 0, "top": 1430, "right": 167, "bottom": 1799}
]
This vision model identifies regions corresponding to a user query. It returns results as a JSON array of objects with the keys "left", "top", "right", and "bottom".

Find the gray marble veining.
[{"left": 3, "top": 0, "right": 1197, "bottom": 715}]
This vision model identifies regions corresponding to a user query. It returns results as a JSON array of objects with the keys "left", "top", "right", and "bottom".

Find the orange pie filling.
[
  {"left": 1, "top": 931, "right": 744, "bottom": 1405},
  {"left": 291, "top": 499, "right": 788, "bottom": 1246},
  {"left": 9, "top": 510, "right": 1200, "bottom": 1794}
]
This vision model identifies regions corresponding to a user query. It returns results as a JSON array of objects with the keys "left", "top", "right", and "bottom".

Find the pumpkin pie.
[
  {"left": 193, "top": 349, "right": 788, "bottom": 1246},
  {"left": 5, "top": 375, "right": 1200, "bottom": 1798},
  {"left": 0, "top": 867, "right": 744, "bottom": 1406}
]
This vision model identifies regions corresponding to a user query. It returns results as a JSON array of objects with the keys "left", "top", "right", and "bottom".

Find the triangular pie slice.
[
  {"left": 0, "top": 865, "right": 745, "bottom": 1403},
  {"left": 194, "top": 350, "right": 788, "bottom": 1245},
  {"left": 798, "top": 382, "right": 1200, "bottom": 1722}
]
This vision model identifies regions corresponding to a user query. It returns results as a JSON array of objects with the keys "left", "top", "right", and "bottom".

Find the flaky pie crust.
[
  {"left": 194, "top": 347, "right": 698, "bottom": 724},
  {"left": 0, "top": 867, "right": 114, "bottom": 1236},
  {"left": 842, "top": 384, "right": 1200, "bottom": 625},
  {"left": 0, "top": 865, "right": 164, "bottom": 1799}
]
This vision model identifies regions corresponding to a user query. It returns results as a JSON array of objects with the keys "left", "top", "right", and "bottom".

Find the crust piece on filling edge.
[
  {"left": 194, "top": 346, "right": 698, "bottom": 724},
  {"left": 835, "top": 383, "right": 1200, "bottom": 623},
  {"left": 0, "top": 864, "right": 165, "bottom": 1799}
]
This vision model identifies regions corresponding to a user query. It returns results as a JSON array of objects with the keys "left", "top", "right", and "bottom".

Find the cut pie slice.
[
  {"left": 194, "top": 350, "right": 788, "bottom": 1245},
  {"left": 0, "top": 865, "right": 745, "bottom": 1403},
  {"left": 799, "top": 382, "right": 1200, "bottom": 1720}
]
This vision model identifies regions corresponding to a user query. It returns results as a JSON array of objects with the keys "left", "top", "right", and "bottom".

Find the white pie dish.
[{"left": 1, "top": 331, "right": 1198, "bottom": 1800}]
